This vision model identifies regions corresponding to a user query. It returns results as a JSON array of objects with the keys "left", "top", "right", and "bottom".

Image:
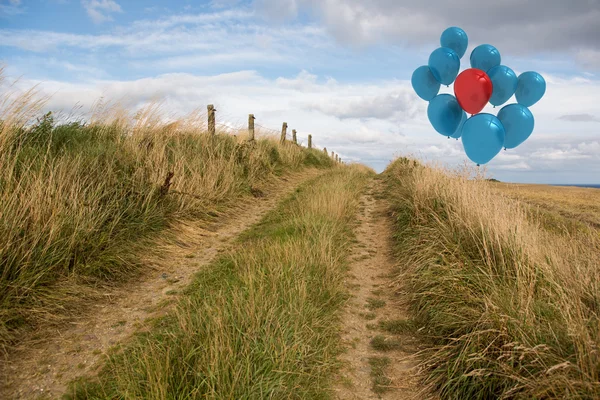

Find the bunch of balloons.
[{"left": 411, "top": 27, "right": 546, "bottom": 165}]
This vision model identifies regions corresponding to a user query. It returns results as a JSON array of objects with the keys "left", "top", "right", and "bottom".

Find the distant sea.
[{"left": 551, "top": 184, "right": 600, "bottom": 189}]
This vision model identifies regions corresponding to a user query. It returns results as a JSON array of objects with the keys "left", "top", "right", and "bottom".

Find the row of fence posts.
[{"left": 207, "top": 104, "right": 343, "bottom": 164}]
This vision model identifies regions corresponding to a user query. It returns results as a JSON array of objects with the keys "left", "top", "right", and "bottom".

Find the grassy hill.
[
  {"left": 0, "top": 88, "right": 334, "bottom": 350},
  {"left": 383, "top": 158, "right": 600, "bottom": 399}
]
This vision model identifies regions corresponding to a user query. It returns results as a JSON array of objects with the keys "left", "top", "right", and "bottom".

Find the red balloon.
[{"left": 454, "top": 68, "right": 493, "bottom": 115}]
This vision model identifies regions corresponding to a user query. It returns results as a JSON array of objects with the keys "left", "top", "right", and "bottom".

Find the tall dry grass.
[
  {"left": 0, "top": 73, "right": 334, "bottom": 349},
  {"left": 491, "top": 182, "right": 600, "bottom": 230},
  {"left": 384, "top": 158, "right": 600, "bottom": 399},
  {"left": 66, "top": 167, "right": 371, "bottom": 399}
]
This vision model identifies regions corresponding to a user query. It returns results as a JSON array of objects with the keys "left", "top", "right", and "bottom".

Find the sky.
[{"left": 1, "top": 0, "right": 599, "bottom": 182}]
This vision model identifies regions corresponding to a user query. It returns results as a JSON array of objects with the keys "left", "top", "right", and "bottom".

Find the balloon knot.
[
  {"left": 504, "top": 147, "right": 507, "bottom": 151},
  {"left": 476, "top": 163, "right": 480, "bottom": 167}
]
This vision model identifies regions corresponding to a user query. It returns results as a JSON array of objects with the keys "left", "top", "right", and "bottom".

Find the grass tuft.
[
  {"left": 368, "top": 356, "right": 392, "bottom": 394},
  {"left": 366, "top": 298, "right": 386, "bottom": 310},
  {"left": 379, "top": 319, "right": 415, "bottom": 335},
  {"left": 370, "top": 335, "right": 402, "bottom": 351}
]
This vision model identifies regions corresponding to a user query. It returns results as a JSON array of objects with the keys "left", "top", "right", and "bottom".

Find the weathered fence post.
[
  {"left": 335, "top": 154, "right": 339, "bottom": 163},
  {"left": 248, "top": 114, "right": 255, "bottom": 141},
  {"left": 323, "top": 147, "right": 327, "bottom": 155},
  {"left": 207, "top": 104, "right": 216, "bottom": 136},
  {"left": 292, "top": 129, "right": 297, "bottom": 144},
  {"left": 331, "top": 151, "right": 334, "bottom": 159},
  {"left": 308, "top": 134, "right": 312, "bottom": 149},
  {"left": 280, "top": 122, "right": 287, "bottom": 144}
]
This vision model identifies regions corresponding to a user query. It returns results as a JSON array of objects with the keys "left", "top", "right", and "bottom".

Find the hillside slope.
[
  {"left": 383, "top": 158, "right": 600, "bottom": 399},
  {"left": 0, "top": 90, "right": 333, "bottom": 351}
]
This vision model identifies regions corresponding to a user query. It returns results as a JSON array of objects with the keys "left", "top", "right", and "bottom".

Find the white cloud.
[
  {"left": 275, "top": 70, "right": 318, "bottom": 89},
  {"left": 494, "top": 162, "right": 532, "bottom": 171},
  {"left": 254, "top": 0, "right": 600, "bottom": 62},
  {"left": 6, "top": 67, "right": 596, "bottom": 178},
  {"left": 307, "top": 91, "right": 419, "bottom": 122},
  {"left": 0, "top": 0, "right": 24, "bottom": 16},
  {"left": 131, "top": 8, "right": 253, "bottom": 30},
  {"left": 255, "top": 0, "right": 297, "bottom": 21},
  {"left": 558, "top": 113, "right": 600, "bottom": 123},
  {"left": 578, "top": 141, "right": 600, "bottom": 153},
  {"left": 211, "top": 0, "right": 244, "bottom": 8},
  {"left": 531, "top": 148, "right": 592, "bottom": 161},
  {"left": 81, "top": 0, "right": 122, "bottom": 24},
  {"left": 0, "top": 10, "right": 330, "bottom": 73}
]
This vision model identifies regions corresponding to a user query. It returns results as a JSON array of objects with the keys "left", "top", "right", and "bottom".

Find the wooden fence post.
[
  {"left": 248, "top": 114, "right": 255, "bottom": 141},
  {"left": 331, "top": 151, "right": 334, "bottom": 159},
  {"left": 207, "top": 104, "right": 216, "bottom": 136},
  {"left": 323, "top": 147, "right": 327, "bottom": 155},
  {"left": 308, "top": 134, "right": 312, "bottom": 149},
  {"left": 335, "top": 154, "right": 339, "bottom": 163},
  {"left": 292, "top": 129, "right": 297, "bottom": 144},
  {"left": 280, "top": 122, "right": 287, "bottom": 144}
]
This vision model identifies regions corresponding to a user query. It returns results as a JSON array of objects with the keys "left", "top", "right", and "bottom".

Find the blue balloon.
[
  {"left": 427, "top": 94, "right": 464, "bottom": 137},
  {"left": 450, "top": 111, "right": 467, "bottom": 139},
  {"left": 461, "top": 113, "right": 505, "bottom": 165},
  {"left": 440, "top": 27, "right": 468, "bottom": 59},
  {"left": 428, "top": 47, "right": 460, "bottom": 85},
  {"left": 515, "top": 71, "right": 546, "bottom": 107},
  {"left": 488, "top": 65, "right": 518, "bottom": 107},
  {"left": 497, "top": 104, "right": 535, "bottom": 149},
  {"left": 411, "top": 66, "right": 440, "bottom": 101},
  {"left": 470, "top": 44, "right": 501, "bottom": 72}
]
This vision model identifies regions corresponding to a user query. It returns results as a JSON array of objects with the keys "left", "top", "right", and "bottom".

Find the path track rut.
[
  {"left": 1, "top": 169, "right": 323, "bottom": 399},
  {"left": 335, "top": 177, "right": 423, "bottom": 399}
]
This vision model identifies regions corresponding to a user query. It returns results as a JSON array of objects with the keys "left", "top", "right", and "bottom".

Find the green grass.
[
  {"left": 370, "top": 335, "right": 402, "bottom": 352},
  {"left": 383, "top": 157, "right": 600, "bottom": 399},
  {"left": 362, "top": 312, "right": 377, "bottom": 320},
  {"left": 365, "top": 298, "right": 386, "bottom": 310},
  {"left": 368, "top": 356, "right": 392, "bottom": 395},
  {"left": 0, "top": 106, "right": 334, "bottom": 349},
  {"left": 378, "top": 319, "right": 415, "bottom": 335},
  {"left": 64, "top": 166, "right": 371, "bottom": 399}
]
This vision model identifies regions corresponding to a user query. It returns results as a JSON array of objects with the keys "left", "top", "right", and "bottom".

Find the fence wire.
[{"left": 204, "top": 109, "right": 341, "bottom": 162}]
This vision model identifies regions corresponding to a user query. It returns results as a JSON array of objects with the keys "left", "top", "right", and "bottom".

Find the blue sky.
[{"left": 1, "top": 0, "right": 599, "bottom": 182}]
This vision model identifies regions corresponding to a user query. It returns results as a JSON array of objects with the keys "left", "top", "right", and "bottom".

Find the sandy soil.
[{"left": 334, "top": 178, "right": 424, "bottom": 400}]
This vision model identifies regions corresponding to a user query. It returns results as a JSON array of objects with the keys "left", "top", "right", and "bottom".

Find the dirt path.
[
  {"left": 0, "top": 169, "right": 323, "bottom": 400},
  {"left": 334, "top": 177, "right": 423, "bottom": 399}
]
